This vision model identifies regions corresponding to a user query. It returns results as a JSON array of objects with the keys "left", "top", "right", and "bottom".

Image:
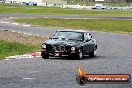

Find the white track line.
[
  {"left": 29, "top": 34, "right": 32, "bottom": 35},
  {"left": 3, "top": 22, "right": 9, "bottom": 24},
  {"left": 23, "top": 78, "right": 36, "bottom": 80},
  {"left": 17, "top": 32, "right": 21, "bottom": 34},
  {"left": 5, "top": 52, "right": 41, "bottom": 60},
  {"left": 0, "top": 21, "right": 4, "bottom": 23},
  {"left": 12, "top": 31, "right": 15, "bottom": 32},
  {"left": 4, "top": 59, "right": 11, "bottom": 60},
  {"left": 44, "top": 17, "right": 48, "bottom": 18},
  {"left": 0, "top": 21, "right": 31, "bottom": 27},
  {"left": 12, "top": 23, "right": 18, "bottom": 25},
  {"left": 23, "top": 25, "right": 31, "bottom": 27}
]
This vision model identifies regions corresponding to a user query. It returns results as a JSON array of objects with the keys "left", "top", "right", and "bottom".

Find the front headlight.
[
  {"left": 71, "top": 47, "right": 76, "bottom": 51},
  {"left": 42, "top": 44, "right": 46, "bottom": 48}
]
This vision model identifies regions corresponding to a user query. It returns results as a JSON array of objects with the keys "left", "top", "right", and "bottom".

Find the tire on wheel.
[
  {"left": 89, "top": 50, "right": 96, "bottom": 57},
  {"left": 89, "top": 45, "right": 97, "bottom": 57},
  {"left": 76, "top": 48, "right": 83, "bottom": 60},
  {"left": 41, "top": 51, "right": 49, "bottom": 59}
]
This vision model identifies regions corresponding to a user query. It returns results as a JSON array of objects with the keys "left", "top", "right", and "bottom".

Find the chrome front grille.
[{"left": 52, "top": 45, "right": 66, "bottom": 52}]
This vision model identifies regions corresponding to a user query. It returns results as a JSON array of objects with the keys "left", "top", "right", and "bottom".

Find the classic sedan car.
[{"left": 41, "top": 30, "right": 97, "bottom": 60}]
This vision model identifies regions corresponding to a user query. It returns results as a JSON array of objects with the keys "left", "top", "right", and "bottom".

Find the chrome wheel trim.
[
  {"left": 94, "top": 50, "right": 96, "bottom": 56},
  {"left": 79, "top": 49, "right": 83, "bottom": 59}
]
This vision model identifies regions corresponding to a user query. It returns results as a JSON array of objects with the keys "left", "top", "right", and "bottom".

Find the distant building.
[
  {"left": 95, "top": 0, "right": 129, "bottom": 3},
  {"left": 105, "top": 0, "right": 127, "bottom": 3},
  {"left": 5, "top": 0, "right": 67, "bottom": 5},
  {"left": 43, "top": 0, "right": 67, "bottom": 5},
  {"left": 95, "top": 0, "right": 104, "bottom": 1}
]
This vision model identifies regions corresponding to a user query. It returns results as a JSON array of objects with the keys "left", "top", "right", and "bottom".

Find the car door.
[
  {"left": 84, "top": 33, "right": 94, "bottom": 54},
  {"left": 83, "top": 33, "right": 92, "bottom": 54}
]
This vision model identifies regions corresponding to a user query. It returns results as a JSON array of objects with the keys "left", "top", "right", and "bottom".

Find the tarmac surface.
[
  {"left": 0, "top": 13, "right": 132, "bottom": 20},
  {"left": 0, "top": 14, "right": 132, "bottom": 88}
]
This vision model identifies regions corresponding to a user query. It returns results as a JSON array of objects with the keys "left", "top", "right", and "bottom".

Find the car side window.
[
  {"left": 85, "top": 33, "right": 92, "bottom": 41},
  {"left": 84, "top": 33, "right": 88, "bottom": 41}
]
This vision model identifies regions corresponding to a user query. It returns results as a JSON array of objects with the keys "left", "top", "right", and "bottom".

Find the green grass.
[
  {"left": 0, "top": 40, "right": 40, "bottom": 59},
  {"left": 0, "top": 3, "right": 132, "bottom": 16},
  {"left": 15, "top": 18, "right": 132, "bottom": 34}
]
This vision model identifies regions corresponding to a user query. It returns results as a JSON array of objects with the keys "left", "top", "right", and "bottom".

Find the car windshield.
[{"left": 52, "top": 31, "right": 84, "bottom": 41}]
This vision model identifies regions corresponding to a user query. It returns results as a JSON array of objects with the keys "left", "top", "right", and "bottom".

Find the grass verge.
[
  {"left": 0, "top": 3, "right": 132, "bottom": 16},
  {"left": 0, "top": 40, "right": 39, "bottom": 59},
  {"left": 0, "top": 30, "right": 48, "bottom": 59},
  {"left": 14, "top": 18, "right": 132, "bottom": 34}
]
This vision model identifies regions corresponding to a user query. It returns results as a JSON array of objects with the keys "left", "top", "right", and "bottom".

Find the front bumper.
[
  {"left": 49, "top": 51, "right": 68, "bottom": 57},
  {"left": 41, "top": 49, "right": 76, "bottom": 57}
]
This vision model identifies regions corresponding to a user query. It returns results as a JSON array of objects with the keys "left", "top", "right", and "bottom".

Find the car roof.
[{"left": 56, "top": 29, "right": 88, "bottom": 33}]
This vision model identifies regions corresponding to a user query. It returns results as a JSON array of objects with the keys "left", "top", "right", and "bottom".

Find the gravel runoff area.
[
  {"left": 0, "top": 29, "right": 132, "bottom": 88},
  {"left": 0, "top": 30, "right": 48, "bottom": 45}
]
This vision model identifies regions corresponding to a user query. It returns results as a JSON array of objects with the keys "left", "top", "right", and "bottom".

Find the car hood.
[{"left": 44, "top": 39, "right": 81, "bottom": 46}]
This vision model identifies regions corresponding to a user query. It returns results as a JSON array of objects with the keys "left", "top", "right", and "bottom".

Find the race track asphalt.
[
  {"left": 0, "top": 13, "right": 132, "bottom": 20},
  {"left": 0, "top": 14, "right": 132, "bottom": 88}
]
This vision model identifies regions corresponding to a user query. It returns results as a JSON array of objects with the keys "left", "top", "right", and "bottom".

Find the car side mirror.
[
  {"left": 89, "top": 33, "right": 92, "bottom": 38},
  {"left": 91, "top": 36, "right": 92, "bottom": 38}
]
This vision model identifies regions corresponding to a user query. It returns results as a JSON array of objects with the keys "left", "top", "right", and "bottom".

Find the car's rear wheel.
[
  {"left": 42, "top": 54, "right": 49, "bottom": 59},
  {"left": 41, "top": 51, "right": 49, "bottom": 59}
]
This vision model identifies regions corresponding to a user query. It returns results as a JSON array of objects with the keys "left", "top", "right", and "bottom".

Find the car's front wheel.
[
  {"left": 89, "top": 50, "right": 96, "bottom": 57},
  {"left": 41, "top": 51, "right": 49, "bottom": 59},
  {"left": 76, "top": 48, "right": 83, "bottom": 60},
  {"left": 89, "top": 45, "right": 97, "bottom": 57}
]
